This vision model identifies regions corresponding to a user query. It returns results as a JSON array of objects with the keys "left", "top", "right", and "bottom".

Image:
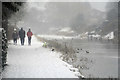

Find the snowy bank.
[
  {"left": 37, "top": 35, "right": 75, "bottom": 40},
  {"left": 104, "top": 32, "right": 114, "bottom": 39}
]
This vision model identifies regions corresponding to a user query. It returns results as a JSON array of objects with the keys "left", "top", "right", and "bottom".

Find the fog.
[
  {"left": 3, "top": 1, "right": 119, "bottom": 78},
  {"left": 8, "top": 1, "right": 118, "bottom": 36}
]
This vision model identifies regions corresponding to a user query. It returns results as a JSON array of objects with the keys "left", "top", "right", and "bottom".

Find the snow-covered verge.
[
  {"left": 2, "top": 35, "right": 83, "bottom": 78},
  {"left": 104, "top": 32, "right": 114, "bottom": 39},
  {"left": 37, "top": 35, "right": 75, "bottom": 40},
  {"left": 36, "top": 35, "right": 77, "bottom": 62}
]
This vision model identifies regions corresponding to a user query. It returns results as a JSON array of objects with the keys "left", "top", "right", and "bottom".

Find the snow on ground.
[
  {"left": 38, "top": 35, "right": 74, "bottom": 40},
  {"left": 104, "top": 32, "right": 114, "bottom": 39},
  {"left": 2, "top": 35, "right": 80, "bottom": 78}
]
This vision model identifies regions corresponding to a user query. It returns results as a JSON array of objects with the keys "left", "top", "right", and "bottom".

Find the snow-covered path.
[{"left": 2, "top": 36, "right": 78, "bottom": 78}]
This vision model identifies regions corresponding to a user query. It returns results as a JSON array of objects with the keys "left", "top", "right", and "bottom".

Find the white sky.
[
  {"left": 88, "top": 0, "right": 109, "bottom": 2},
  {"left": 90, "top": 2, "right": 108, "bottom": 12},
  {"left": 26, "top": 0, "right": 119, "bottom": 12},
  {"left": 26, "top": 0, "right": 119, "bottom": 2}
]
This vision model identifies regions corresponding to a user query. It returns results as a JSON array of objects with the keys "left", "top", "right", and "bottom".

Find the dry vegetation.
[{"left": 36, "top": 36, "right": 77, "bottom": 64}]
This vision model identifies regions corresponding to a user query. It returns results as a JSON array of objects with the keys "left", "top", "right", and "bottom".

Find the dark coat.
[
  {"left": 12, "top": 31, "right": 18, "bottom": 39},
  {"left": 19, "top": 29, "right": 25, "bottom": 38}
]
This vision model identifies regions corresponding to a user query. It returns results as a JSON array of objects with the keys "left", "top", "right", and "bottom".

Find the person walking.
[
  {"left": 19, "top": 28, "right": 25, "bottom": 45},
  {"left": 12, "top": 28, "right": 18, "bottom": 45},
  {"left": 27, "top": 28, "right": 33, "bottom": 45}
]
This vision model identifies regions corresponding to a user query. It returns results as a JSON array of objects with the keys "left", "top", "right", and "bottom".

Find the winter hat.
[{"left": 28, "top": 27, "right": 31, "bottom": 31}]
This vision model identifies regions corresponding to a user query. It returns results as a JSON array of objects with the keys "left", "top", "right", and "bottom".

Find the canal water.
[{"left": 58, "top": 39, "right": 118, "bottom": 78}]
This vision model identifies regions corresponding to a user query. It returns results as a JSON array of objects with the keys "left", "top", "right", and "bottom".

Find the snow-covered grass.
[
  {"left": 2, "top": 35, "right": 83, "bottom": 78},
  {"left": 104, "top": 32, "right": 114, "bottom": 39},
  {"left": 36, "top": 36, "right": 77, "bottom": 63},
  {"left": 37, "top": 35, "right": 74, "bottom": 40}
]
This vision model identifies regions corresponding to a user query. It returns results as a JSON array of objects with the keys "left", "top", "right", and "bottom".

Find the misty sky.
[
  {"left": 16, "top": 2, "right": 108, "bottom": 34},
  {"left": 9, "top": 1, "right": 117, "bottom": 35},
  {"left": 90, "top": 2, "right": 108, "bottom": 11},
  {"left": 27, "top": 0, "right": 109, "bottom": 11}
]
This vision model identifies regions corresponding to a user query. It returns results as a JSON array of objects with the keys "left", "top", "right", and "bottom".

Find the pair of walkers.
[{"left": 12, "top": 28, "right": 33, "bottom": 45}]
